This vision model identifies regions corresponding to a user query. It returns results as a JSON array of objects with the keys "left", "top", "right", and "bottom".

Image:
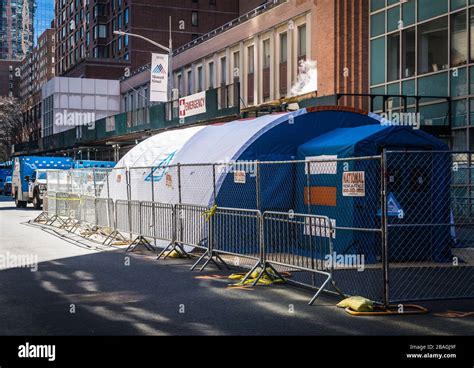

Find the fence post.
[
  {"left": 306, "top": 161, "right": 315, "bottom": 285},
  {"left": 126, "top": 168, "right": 132, "bottom": 240},
  {"left": 151, "top": 167, "right": 157, "bottom": 245},
  {"left": 381, "top": 150, "right": 390, "bottom": 307},
  {"left": 306, "top": 161, "right": 312, "bottom": 215},
  {"left": 177, "top": 163, "right": 183, "bottom": 245},
  {"left": 92, "top": 168, "right": 97, "bottom": 197},
  {"left": 256, "top": 161, "right": 261, "bottom": 211},
  {"left": 106, "top": 169, "right": 110, "bottom": 198},
  {"left": 468, "top": 154, "right": 472, "bottom": 218},
  {"left": 212, "top": 164, "right": 217, "bottom": 205},
  {"left": 94, "top": 197, "right": 98, "bottom": 228},
  {"left": 258, "top": 210, "right": 265, "bottom": 270},
  {"left": 177, "top": 163, "right": 182, "bottom": 204}
]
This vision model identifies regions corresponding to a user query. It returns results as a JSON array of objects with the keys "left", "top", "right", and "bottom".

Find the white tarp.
[{"left": 103, "top": 110, "right": 302, "bottom": 205}]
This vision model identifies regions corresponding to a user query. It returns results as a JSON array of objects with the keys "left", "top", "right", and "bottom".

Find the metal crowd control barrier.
[
  {"left": 140, "top": 201, "right": 174, "bottom": 245},
  {"left": 262, "top": 211, "right": 342, "bottom": 305},
  {"left": 78, "top": 196, "right": 97, "bottom": 230},
  {"left": 114, "top": 200, "right": 154, "bottom": 252},
  {"left": 47, "top": 192, "right": 80, "bottom": 228},
  {"left": 194, "top": 207, "right": 261, "bottom": 271},
  {"left": 158, "top": 203, "right": 209, "bottom": 260},
  {"left": 96, "top": 198, "right": 115, "bottom": 228},
  {"left": 34, "top": 191, "right": 56, "bottom": 224}
]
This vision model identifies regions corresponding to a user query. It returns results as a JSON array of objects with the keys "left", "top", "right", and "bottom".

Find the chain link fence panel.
[{"left": 385, "top": 151, "right": 474, "bottom": 302}]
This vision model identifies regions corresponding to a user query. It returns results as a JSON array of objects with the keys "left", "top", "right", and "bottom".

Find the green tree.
[{"left": 0, "top": 97, "right": 23, "bottom": 162}]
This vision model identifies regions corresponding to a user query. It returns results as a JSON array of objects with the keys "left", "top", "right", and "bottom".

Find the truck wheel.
[
  {"left": 15, "top": 195, "right": 27, "bottom": 208},
  {"left": 33, "top": 192, "right": 42, "bottom": 210}
]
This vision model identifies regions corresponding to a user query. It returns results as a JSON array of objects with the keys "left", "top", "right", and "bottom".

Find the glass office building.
[
  {"left": 34, "top": 0, "right": 54, "bottom": 44},
  {"left": 0, "top": 0, "right": 35, "bottom": 60},
  {"left": 370, "top": 0, "right": 474, "bottom": 149},
  {"left": 0, "top": 0, "right": 54, "bottom": 60}
]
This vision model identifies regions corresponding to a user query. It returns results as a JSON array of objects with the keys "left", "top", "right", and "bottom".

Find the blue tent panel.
[{"left": 296, "top": 125, "right": 451, "bottom": 263}]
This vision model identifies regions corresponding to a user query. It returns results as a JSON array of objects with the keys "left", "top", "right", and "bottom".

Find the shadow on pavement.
[{"left": 0, "top": 246, "right": 473, "bottom": 336}]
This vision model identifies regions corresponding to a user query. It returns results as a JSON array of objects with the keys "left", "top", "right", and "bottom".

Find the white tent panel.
[
  {"left": 104, "top": 109, "right": 306, "bottom": 206},
  {"left": 103, "top": 126, "right": 204, "bottom": 200}
]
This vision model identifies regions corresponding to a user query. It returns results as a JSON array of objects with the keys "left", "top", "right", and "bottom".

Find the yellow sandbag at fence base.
[
  {"left": 162, "top": 250, "right": 186, "bottom": 259},
  {"left": 337, "top": 296, "right": 374, "bottom": 312},
  {"left": 228, "top": 267, "right": 286, "bottom": 287}
]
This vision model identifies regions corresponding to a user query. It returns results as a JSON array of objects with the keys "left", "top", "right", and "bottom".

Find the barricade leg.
[
  {"left": 308, "top": 272, "right": 332, "bottom": 306},
  {"left": 102, "top": 229, "right": 127, "bottom": 246},
  {"left": 240, "top": 261, "right": 286, "bottom": 287},
  {"left": 190, "top": 250, "right": 230, "bottom": 272},
  {"left": 126, "top": 235, "right": 155, "bottom": 253},
  {"left": 33, "top": 211, "right": 50, "bottom": 223},
  {"left": 156, "top": 241, "right": 191, "bottom": 260}
]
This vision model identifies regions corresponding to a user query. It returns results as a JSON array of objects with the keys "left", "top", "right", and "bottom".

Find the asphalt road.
[{"left": 0, "top": 197, "right": 473, "bottom": 336}]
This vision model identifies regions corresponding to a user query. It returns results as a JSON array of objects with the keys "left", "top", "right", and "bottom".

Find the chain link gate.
[{"left": 384, "top": 151, "right": 474, "bottom": 302}]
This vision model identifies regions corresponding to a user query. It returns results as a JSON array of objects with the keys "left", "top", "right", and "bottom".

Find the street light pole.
[{"left": 114, "top": 23, "right": 174, "bottom": 103}]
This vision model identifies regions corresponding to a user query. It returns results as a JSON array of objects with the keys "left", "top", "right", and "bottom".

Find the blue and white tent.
[{"left": 105, "top": 107, "right": 385, "bottom": 205}]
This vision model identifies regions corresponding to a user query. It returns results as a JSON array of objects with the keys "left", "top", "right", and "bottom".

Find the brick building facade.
[
  {"left": 0, "top": 60, "right": 21, "bottom": 97},
  {"left": 54, "top": 0, "right": 243, "bottom": 80},
  {"left": 19, "top": 28, "right": 56, "bottom": 142}
]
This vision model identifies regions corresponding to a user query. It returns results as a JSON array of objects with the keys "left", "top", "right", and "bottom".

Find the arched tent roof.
[
  {"left": 104, "top": 107, "right": 394, "bottom": 205},
  {"left": 297, "top": 125, "right": 449, "bottom": 159}
]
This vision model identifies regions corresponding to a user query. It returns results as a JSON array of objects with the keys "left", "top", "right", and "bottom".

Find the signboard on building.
[
  {"left": 150, "top": 53, "right": 169, "bottom": 102},
  {"left": 179, "top": 91, "right": 206, "bottom": 118},
  {"left": 342, "top": 171, "right": 365, "bottom": 197}
]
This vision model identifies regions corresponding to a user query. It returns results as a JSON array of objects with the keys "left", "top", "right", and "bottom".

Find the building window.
[
  {"left": 263, "top": 39, "right": 271, "bottom": 69},
  {"left": 197, "top": 66, "right": 203, "bottom": 92},
  {"left": 402, "top": 28, "right": 416, "bottom": 78},
  {"left": 418, "top": 0, "right": 448, "bottom": 22},
  {"left": 387, "top": 33, "right": 400, "bottom": 82},
  {"left": 451, "top": 11, "right": 467, "bottom": 67},
  {"left": 280, "top": 32, "right": 287, "bottom": 63},
  {"left": 418, "top": 17, "right": 448, "bottom": 75},
  {"left": 298, "top": 25, "right": 307, "bottom": 58},
  {"left": 248, "top": 45, "right": 254, "bottom": 74},
  {"left": 94, "top": 3, "right": 107, "bottom": 17},
  {"left": 124, "top": 7, "right": 129, "bottom": 25},
  {"left": 370, "top": 11, "right": 385, "bottom": 38},
  {"left": 192, "top": 11, "right": 198, "bottom": 27},
  {"left": 177, "top": 74, "right": 183, "bottom": 97},
  {"left": 220, "top": 57, "right": 227, "bottom": 85},
  {"left": 370, "top": 37, "right": 385, "bottom": 85},
  {"left": 98, "top": 24, "right": 107, "bottom": 38},
  {"left": 187, "top": 70, "right": 192, "bottom": 95},
  {"left": 469, "top": 9, "right": 474, "bottom": 63},
  {"left": 402, "top": 1, "right": 416, "bottom": 27},
  {"left": 208, "top": 62, "right": 215, "bottom": 89},
  {"left": 233, "top": 51, "right": 240, "bottom": 81}
]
